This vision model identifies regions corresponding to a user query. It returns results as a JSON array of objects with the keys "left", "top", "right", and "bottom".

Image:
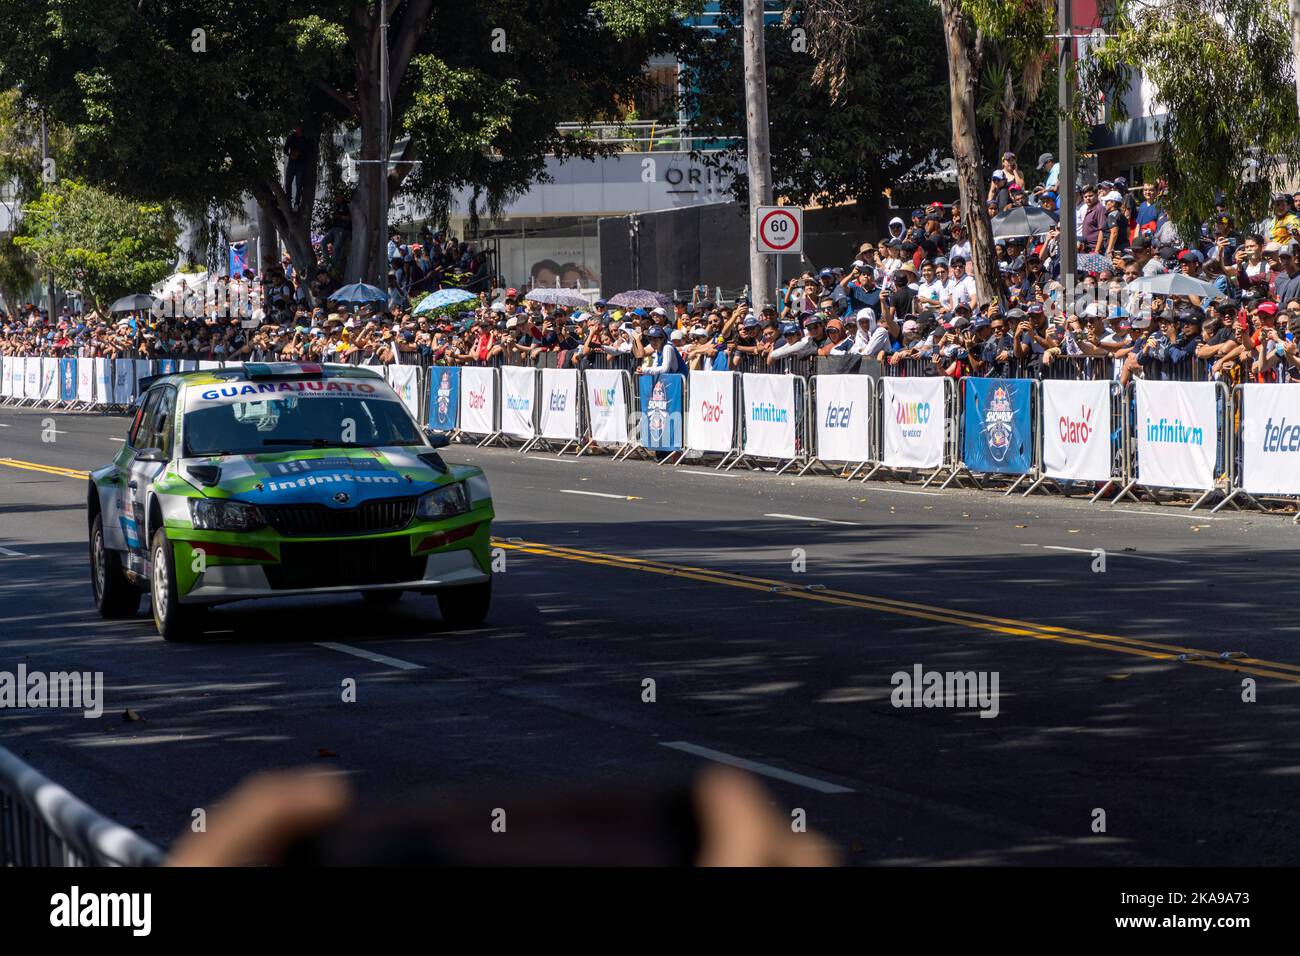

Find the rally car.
[{"left": 86, "top": 362, "right": 494, "bottom": 640}]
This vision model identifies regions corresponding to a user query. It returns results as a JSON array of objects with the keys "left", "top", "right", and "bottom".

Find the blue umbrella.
[
  {"left": 413, "top": 288, "right": 478, "bottom": 313},
  {"left": 329, "top": 282, "right": 389, "bottom": 305}
]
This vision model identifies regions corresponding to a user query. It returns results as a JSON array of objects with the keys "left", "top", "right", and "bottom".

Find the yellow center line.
[
  {"left": 0, "top": 457, "right": 90, "bottom": 479},
  {"left": 492, "top": 537, "right": 1300, "bottom": 685}
]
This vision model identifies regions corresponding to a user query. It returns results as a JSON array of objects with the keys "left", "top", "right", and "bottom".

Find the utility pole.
[
  {"left": 40, "top": 108, "right": 55, "bottom": 316},
  {"left": 742, "top": 0, "right": 774, "bottom": 309},
  {"left": 377, "top": 0, "right": 390, "bottom": 289},
  {"left": 1056, "top": 0, "right": 1077, "bottom": 313},
  {"left": 1290, "top": 0, "right": 1300, "bottom": 126}
]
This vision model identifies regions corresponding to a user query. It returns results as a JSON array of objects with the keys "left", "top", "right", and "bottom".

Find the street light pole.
[
  {"left": 40, "top": 108, "right": 55, "bottom": 316},
  {"left": 742, "top": 0, "right": 774, "bottom": 309},
  {"left": 377, "top": 0, "right": 390, "bottom": 289},
  {"left": 1057, "top": 0, "right": 1077, "bottom": 312}
]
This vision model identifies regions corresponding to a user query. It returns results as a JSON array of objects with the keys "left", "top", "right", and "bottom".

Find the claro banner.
[
  {"left": 813, "top": 375, "right": 872, "bottom": 464},
  {"left": 687, "top": 370, "right": 736, "bottom": 453},
  {"left": 458, "top": 365, "right": 497, "bottom": 436},
  {"left": 881, "top": 376, "right": 945, "bottom": 469},
  {"left": 1040, "top": 379, "right": 1113, "bottom": 482},
  {"left": 962, "top": 377, "right": 1032, "bottom": 475},
  {"left": 741, "top": 373, "right": 797, "bottom": 460},
  {"left": 1133, "top": 379, "right": 1218, "bottom": 491},
  {"left": 1239, "top": 383, "right": 1300, "bottom": 495}
]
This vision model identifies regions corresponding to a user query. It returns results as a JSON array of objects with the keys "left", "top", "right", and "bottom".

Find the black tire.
[
  {"left": 90, "top": 512, "right": 142, "bottom": 618},
  {"left": 149, "top": 527, "right": 206, "bottom": 641},
  {"left": 437, "top": 579, "right": 491, "bottom": 628},
  {"left": 362, "top": 589, "right": 403, "bottom": 606}
]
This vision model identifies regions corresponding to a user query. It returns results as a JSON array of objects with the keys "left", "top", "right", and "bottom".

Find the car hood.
[{"left": 177, "top": 446, "right": 454, "bottom": 507}]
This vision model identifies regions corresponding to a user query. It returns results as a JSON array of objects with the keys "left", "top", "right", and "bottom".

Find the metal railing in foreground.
[{"left": 0, "top": 745, "right": 164, "bottom": 867}]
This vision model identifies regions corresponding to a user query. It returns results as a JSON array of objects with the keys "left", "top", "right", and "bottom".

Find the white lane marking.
[
  {"left": 678, "top": 469, "right": 750, "bottom": 478},
  {"left": 315, "top": 642, "right": 423, "bottom": 671},
  {"left": 109, "top": 437, "right": 126, "bottom": 442},
  {"left": 764, "top": 513, "right": 858, "bottom": 526},
  {"left": 0, "top": 423, "right": 9, "bottom": 427},
  {"left": 0, "top": 546, "right": 37, "bottom": 558},
  {"left": 528, "top": 456, "right": 579, "bottom": 464},
  {"left": 561, "top": 489, "right": 641, "bottom": 501},
  {"left": 1020, "top": 543, "right": 1187, "bottom": 565},
  {"left": 659, "top": 741, "right": 855, "bottom": 794},
  {"left": 866, "top": 486, "right": 944, "bottom": 497},
  {"left": 1113, "top": 508, "right": 1219, "bottom": 521}
]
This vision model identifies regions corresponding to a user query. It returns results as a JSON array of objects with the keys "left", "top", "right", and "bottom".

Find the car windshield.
[{"left": 183, "top": 383, "right": 422, "bottom": 457}]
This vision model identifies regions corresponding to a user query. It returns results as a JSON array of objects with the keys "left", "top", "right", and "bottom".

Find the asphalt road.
[{"left": 3, "top": 404, "right": 1300, "bottom": 865}]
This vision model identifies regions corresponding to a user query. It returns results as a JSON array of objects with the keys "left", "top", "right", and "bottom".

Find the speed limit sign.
[{"left": 756, "top": 206, "right": 803, "bottom": 254}]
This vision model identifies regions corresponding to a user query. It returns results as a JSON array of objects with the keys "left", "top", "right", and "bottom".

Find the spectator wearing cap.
[
  {"left": 1101, "top": 191, "right": 1129, "bottom": 258},
  {"left": 819, "top": 318, "right": 850, "bottom": 355},
  {"left": 841, "top": 258, "right": 882, "bottom": 317},
  {"left": 886, "top": 262, "right": 918, "bottom": 325},
  {"left": 1203, "top": 212, "right": 1239, "bottom": 263},
  {"left": 1038, "top": 153, "right": 1058, "bottom": 193},
  {"left": 768, "top": 312, "right": 828, "bottom": 365},
  {"left": 640, "top": 324, "right": 685, "bottom": 375},
  {"left": 980, "top": 313, "right": 1016, "bottom": 377}
]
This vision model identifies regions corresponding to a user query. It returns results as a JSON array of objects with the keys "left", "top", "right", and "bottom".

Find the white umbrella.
[{"left": 1125, "top": 272, "right": 1227, "bottom": 300}]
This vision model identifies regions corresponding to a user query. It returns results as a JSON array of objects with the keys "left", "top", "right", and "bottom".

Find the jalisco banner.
[
  {"left": 499, "top": 364, "right": 538, "bottom": 439},
  {"left": 687, "top": 369, "right": 737, "bottom": 453},
  {"left": 1239, "top": 383, "right": 1300, "bottom": 495},
  {"left": 741, "top": 372, "right": 798, "bottom": 460},
  {"left": 584, "top": 368, "right": 628, "bottom": 446},
  {"left": 962, "top": 377, "right": 1033, "bottom": 476},
  {"left": 458, "top": 365, "right": 496, "bottom": 436},
  {"left": 1133, "top": 379, "right": 1218, "bottom": 491},
  {"left": 881, "top": 376, "right": 945, "bottom": 469},
  {"left": 1040, "top": 379, "right": 1112, "bottom": 482},
  {"left": 639, "top": 373, "right": 683, "bottom": 452},
  {"left": 538, "top": 367, "right": 579, "bottom": 441},
  {"left": 427, "top": 366, "right": 460, "bottom": 431},
  {"left": 813, "top": 375, "right": 872, "bottom": 464}
]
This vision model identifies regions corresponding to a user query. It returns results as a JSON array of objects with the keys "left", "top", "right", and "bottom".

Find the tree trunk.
[
  {"left": 346, "top": 8, "right": 384, "bottom": 287},
  {"left": 1291, "top": 0, "right": 1300, "bottom": 126},
  {"left": 997, "top": 69, "right": 1016, "bottom": 160},
  {"left": 940, "top": 0, "right": 997, "bottom": 307},
  {"left": 256, "top": 204, "right": 279, "bottom": 273},
  {"left": 251, "top": 119, "right": 322, "bottom": 302}
]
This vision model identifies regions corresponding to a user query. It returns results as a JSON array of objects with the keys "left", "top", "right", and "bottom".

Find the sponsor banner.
[
  {"left": 1240, "top": 383, "right": 1300, "bottom": 495},
  {"left": 1134, "top": 379, "right": 1217, "bottom": 491},
  {"left": 584, "top": 368, "right": 628, "bottom": 445},
  {"left": 23, "top": 357, "right": 38, "bottom": 400},
  {"left": 198, "top": 360, "right": 223, "bottom": 371},
  {"left": 538, "top": 368, "right": 579, "bottom": 441},
  {"left": 813, "top": 374, "right": 872, "bottom": 463},
  {"left": 180, "top": 360, "right": 199, "bottom": 373},
  {"left": 386, "top": 364, "right": 421, "bottom": 419},
  {"left": 1041, "top": 379, "right": 1112, "bottom": 482},
  {"left": 185, "top": 378, "right": 391, "bottom": 409},
  {"left": 427, "top": 366, "right": 460, "bottom": 431},
  {"left": 686, "top": 370, "right": 736, "bottom": 453},
  {"left": 742, "top": 372, "right": 798, "bottom": 460},
  {"left": 77, "top": 356, "right": 95, "bottom": 404},
  {"left": 962, "top": 378, "right": 1033, "bottom": 475},
  {"left": 39, "top": 357, "right": 58, "bottom": 401},
  {"left": 458, "top": 366, "right": 496, "bottom": 435},
  {"left": 94, "top": 358, "right": 113, "bottom": 406},
  {"left": 0, "top": 356, "right": 11, "bottom": 398},
  {"left": 638, "top": 374, "right": 684, "bottom": 452},
  {"left": 59, "top": 358, "right": 78, "bottom": 402},
  {"left": 881, "top": 376, "right": 945, "bottom": 469},
  {"left": 156, "top": 359, "right": 176, "bottom": 375},
  {"left": 111, "top": 359, "right": 136, "bottom": 404},
  {"left": 500, "top": 365, "right": 537, "bottom": 439}
]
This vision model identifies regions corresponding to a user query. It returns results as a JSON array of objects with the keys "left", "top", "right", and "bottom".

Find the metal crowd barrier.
[{"left": 0, "top": 745, "right": 164, "bottom": 867}]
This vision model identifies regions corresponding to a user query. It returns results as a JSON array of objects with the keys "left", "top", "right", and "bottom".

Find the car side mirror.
[
  {"left": 134, "top": 447, "right": 168, "bottom": 463},
  {"left": 423, "top": 428, "right": 450, "bottom": 449}
]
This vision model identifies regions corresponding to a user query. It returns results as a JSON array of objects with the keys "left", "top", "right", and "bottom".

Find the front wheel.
[
  {"left": 150, "top": 528, "right": 206, "bottom": 641},
  {"left": 90, "top": 512, "right": 142, "bottom": 618},
  {"left": 437, "top": 579, "right": 491, "bottom": 628}
]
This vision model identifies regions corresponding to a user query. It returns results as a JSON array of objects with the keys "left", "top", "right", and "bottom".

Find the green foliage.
[
  {"left": 0, "top": 232, "right": 36, "bottom": 310},
  {"left": 1089, "top": 0, "right": 1300, "bottom": 239},
  {"left": 14, "top": 180, "right": 178, "bottom": 311}
]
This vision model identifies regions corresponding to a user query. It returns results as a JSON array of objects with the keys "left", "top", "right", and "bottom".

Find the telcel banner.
[
  {"left": 584, "top": 369, "right": 628, "bottom": 445},
  {"left": 687, "top": 370, "right": 736, "bottom": 453},
  {"left": 1134, "top": 379, "right": 1217, "bottom": 491},
  {"left": 962, "top": 377, "right": 1032, "bottom": 475},
  {"left": 742, "top": 373, "right": 797, "bottom": 460},
  {"left": 427, "top": 367, "right": 460, "bottom": 431},
  {"left": 813, "top": 375, "right": 872, "bottom": 464},
  {"left": 500, "top": 365, "right": 538, "bottom": 439},
  {"left": 538, "top": 368, "right": 579, "bottom": 440},
  {"left": 1041, "top": 379, "right": 1112, "bottom": 482},
  {"left": 881, "top": 376, "right": 945, "bottom": 469},
  {"left": 639, "top": 374, "right": 683, "bottom": 452},
  {"left": 1240, "top": 383, "right": 1300, "bottom": 495},
  {"left": 458, "top": 366, "right": 496, "bottom": 436}
]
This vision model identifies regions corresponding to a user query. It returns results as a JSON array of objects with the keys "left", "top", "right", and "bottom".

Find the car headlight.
[
  {"left": 190, "top": 498, "right": 266, "bottom": 531},
  {"left": 417, "top": 482, "right": 470, "bottom": 520}
]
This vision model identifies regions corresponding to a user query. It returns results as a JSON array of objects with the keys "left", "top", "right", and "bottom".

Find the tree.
[
  {"left": 0, "top": 0, "right": 690, "bottom": 288},
  {"left": 687, "top": 0, "right": 951, "bottom": 211},
  {"left": 14, "top": 180, "right": 179, "bottom": 313},
  {"left": 1088, "top": 0, "right": 1300, "bottom": 241}
]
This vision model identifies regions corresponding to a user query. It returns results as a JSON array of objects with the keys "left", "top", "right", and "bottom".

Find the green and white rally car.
[{"left": 87, "top": 362, "right": 494, "bottom": 639}]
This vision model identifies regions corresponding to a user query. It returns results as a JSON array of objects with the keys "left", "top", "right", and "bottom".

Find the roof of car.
[{"left": 143, "top": 362, "right": 385, "bottom": 391}]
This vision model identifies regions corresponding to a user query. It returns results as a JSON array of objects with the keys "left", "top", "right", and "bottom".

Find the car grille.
[
  {"left": 261, "top": 497, "right": 418, "bottom": 537},
  {"left": 265, "top": 538, "right": 425, "bottom": 590}
]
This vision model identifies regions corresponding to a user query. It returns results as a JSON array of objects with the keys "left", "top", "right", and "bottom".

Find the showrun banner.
[
  {"left": 881, "top": 376, "right": 945, "bottom": 469},
  {"left": 427, "top": 367, "right": 460, "bottom": 431},
  {"left": 639, "top": 373, "right": 683, "bottom": 452},
  {"left": 962, "top": 378, "right": 1032, "bottom": 475},
  {"left": 1133, "top": 379, "right": 1217, "bottom": 491}
]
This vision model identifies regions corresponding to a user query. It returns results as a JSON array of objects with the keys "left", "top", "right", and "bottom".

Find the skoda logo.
[{"left": 333, "top": 492, "right": 350, "bottom": 505}]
